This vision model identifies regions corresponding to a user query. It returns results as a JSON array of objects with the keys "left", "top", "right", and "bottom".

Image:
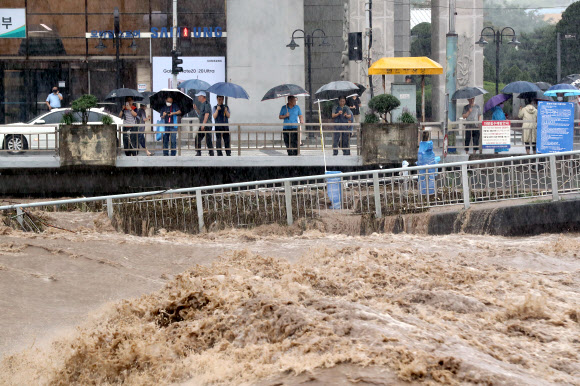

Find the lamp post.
[
  {"left": 95, "top": 8, "right": 138, "bottom": 90},
  {"left": 476, "top": 27, "right": 520, "bottom": 95},
  {"left": 286, "top": 29, "right": 330, "bottom": 121}
]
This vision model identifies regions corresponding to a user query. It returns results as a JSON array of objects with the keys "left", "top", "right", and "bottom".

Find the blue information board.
[{"left": 537, "top": 101, "right": 574, "bottom": 153}]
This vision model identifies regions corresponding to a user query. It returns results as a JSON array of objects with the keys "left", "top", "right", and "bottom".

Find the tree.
[
  {"left": 410, "top": 22, "right": 431, "bottom": 57},
  {"left": 71, "top": 94, "right": 98, "bottom": 125},
  {"left": 556, "top": 2, "right": 580, "bottom": 80},
  {"left": 368, "top": 94, "right": 400, "bottom": 122}
]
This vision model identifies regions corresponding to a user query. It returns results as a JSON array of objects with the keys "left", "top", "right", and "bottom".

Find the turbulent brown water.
[{"left": 0, "top": 211, "right": 579, "bottom": 385}]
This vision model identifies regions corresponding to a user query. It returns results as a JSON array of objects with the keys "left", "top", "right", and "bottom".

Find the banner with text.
[
  {"left": 537, "top": 101, "right": 574, "bottom": 153},
  {"left": 482, "top": 120, "right": 511, "bottom": 150},
  {"left": 152, "top": 57, "right": 225, "bottom": 123}
]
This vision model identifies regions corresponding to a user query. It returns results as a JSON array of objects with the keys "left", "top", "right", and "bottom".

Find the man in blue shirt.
[
  {"left": 278, "top": 96, "right": 303, "bottom": 156},
  {"left": 332, "top": 96, "right": 353, "bottom": 155},
  {"left": 45, "top": 86, "right": 63, "bottom": 110}
]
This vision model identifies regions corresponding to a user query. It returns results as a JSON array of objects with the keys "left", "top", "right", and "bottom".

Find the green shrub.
[
  {"left": 71, "top": 94, "right": 98, "bottom": 125},
  {"left": 399, "top": 111, "right": 417, "bottom": 124},
  {"left": 368, "top": 94, "right": 400, "bottom": 122},
  {"left": 101, "top": 114, "right": 114, "bottom": 125},
  {"left": 321, "top": 101, "right": 334, "bottom": 119},
  {"left": 363, "top": 113, "right": 380, "bottom": 123},
  {"left": 61, "top": 110, "right": 76, "bottom": 125}
]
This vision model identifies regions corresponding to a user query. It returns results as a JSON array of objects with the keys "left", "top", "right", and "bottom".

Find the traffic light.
[
  {"left": 180, "top": 27, "right": 191, "bottom": 48},
  {"left": 171, "top": 50, "right": 183, "bottom": 74}
]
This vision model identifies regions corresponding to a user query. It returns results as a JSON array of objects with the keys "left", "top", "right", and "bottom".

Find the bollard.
[{"left": 106, "top": 198, "right": 113, "bottom": 219}]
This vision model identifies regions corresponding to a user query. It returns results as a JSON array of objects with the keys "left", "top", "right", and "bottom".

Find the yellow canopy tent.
[{"left": 368, "top": 56, "right": 443, "bottom": 122}]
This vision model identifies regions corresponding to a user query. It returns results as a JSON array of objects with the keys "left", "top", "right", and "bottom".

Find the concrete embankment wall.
[{"left": 359, "top": 199, "right": 580, "bottom": 237}]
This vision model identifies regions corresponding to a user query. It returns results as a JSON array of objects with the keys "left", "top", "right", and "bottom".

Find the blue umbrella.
[
  {"left": 206, "top": 82, "right": 249, "bottom": 99},
  {"left": 501, "top": 81, "right": 541, "bottom": 94},
  {"left": 178, "top": 79, "right": 211, "bottom": 91},
  {"left": 544, "top": 83, "right": 579, "bottom": 96}
]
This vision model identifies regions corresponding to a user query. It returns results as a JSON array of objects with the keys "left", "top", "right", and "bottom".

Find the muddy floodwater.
[{"left": 0, "top": 211, "right": 579, "bottom": 385}]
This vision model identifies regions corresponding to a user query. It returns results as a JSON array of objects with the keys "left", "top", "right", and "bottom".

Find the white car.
[{"left": 0, "top": 108, "right": 123, "bottom": 154}]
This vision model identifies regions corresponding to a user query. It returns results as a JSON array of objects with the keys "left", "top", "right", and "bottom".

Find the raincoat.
[
  {"left": 491, "top": 106, "right": 506, "bottom": 121},
  {"left": 518, "top": 104, "right": 537, "bottom": 144}
]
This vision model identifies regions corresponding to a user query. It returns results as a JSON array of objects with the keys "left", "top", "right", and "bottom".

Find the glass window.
[{"left": 40, "top": 111, "right": 64, "bottom": 124}]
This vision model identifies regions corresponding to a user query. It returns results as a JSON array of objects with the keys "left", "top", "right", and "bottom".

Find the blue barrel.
[{"left": 418, "top": 141, "right": 437, "bottom": 195}]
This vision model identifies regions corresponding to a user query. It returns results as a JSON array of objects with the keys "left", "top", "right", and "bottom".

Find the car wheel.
[{"left": 4, "top": 135, "right": 29, "bottom": 154}]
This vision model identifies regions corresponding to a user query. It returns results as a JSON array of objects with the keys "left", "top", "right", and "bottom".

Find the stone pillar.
[
  {"left": 431, "top": 0, "right": 483, "bottom": 121},
  {"left": 394, "top": 0, "right": 411, "bottom": 83},
  {"left": 348, "top": 0, "right": 395, "bottom": 103}
]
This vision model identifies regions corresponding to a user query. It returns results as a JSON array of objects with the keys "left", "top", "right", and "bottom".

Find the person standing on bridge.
[
  {"left": 119, "top": 96, "right": 138, "bottom": 156},
  {"left": 213, "top": 95, "right": 231, "bottom": 156},
  {"left": 160, "top": 97, "right": 181, "bottom": 156},
  {"left": 332, "top": 96, "right": 353, "bottom": 156},
  {"left": 279, "top": 95, "right": 303, "bottom": 156},
  {"left": 519, "top": 98, "right": 537, "bottom": 155},
  {"left": 195, "top": 91, "right": 214, "bottom": 156},
  {"left": 462, "top": 97, "right": 482, "bottom": 155}
]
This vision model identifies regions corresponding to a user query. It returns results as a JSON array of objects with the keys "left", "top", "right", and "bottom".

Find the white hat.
[{"left": 195, "top": 91, "right": 206, "bottom": 97}]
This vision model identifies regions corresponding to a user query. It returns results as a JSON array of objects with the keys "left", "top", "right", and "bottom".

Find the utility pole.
[
  {"left": 172, "top": 0, "right": 178, "bottom": 88},
  {"left": 367, "top": 0, "right": 374, "bottom": 99}
]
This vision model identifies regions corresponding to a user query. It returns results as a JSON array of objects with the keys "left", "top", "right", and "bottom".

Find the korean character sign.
[{"left": 0, "top": 9, "right": 26, "bottom": 38}]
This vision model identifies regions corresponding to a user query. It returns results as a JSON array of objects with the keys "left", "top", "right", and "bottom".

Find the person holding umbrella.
[
  {"left": 195, "top": 91, "right": 214, "bottom": 156},
  {"left": 118, "top": 96, "right": 139, "bottom": 156},
  {"left": 462, "top": 97, "right": 482, "bottom": 154},
  {"left": 332, "top": 96, "right": 353, "bottom": 155},
  {"left": 159, "top": 97, "right": 181, "bottom": 156},
  {"left": 346, "top": 94, "right": 362, "bottom": 124},
  {"left": 212, "top": 95, "right": 231, "bottom": 156},
  {"left": 278, "top": 95, "right": 304, "bottom": 156}
]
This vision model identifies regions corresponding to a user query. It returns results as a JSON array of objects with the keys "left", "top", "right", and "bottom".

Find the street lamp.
[
  {"left": 94, "top": 8, "right": 139, "bottom": 89},
  {"left": 477, "top": 27, "right": 520, "bottom": 95},
  {"left": 286, "top": 28, "right": 331, "bottom": 121}
]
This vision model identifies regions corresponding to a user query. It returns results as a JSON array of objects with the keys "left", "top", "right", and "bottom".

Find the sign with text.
[
  {"left": 482, "top": 120, "right": 511, "bottom": 150},
  {"left": 152, "top": 56, "right": 225, "bottom": 122},
  {"left": 537, "top": 101, "right": 574, "bottom": 153},
  {"left": 0, "top": 9, "right": 26, "bottom": 38}
]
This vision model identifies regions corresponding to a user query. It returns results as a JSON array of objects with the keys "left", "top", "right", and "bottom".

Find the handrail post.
[
  {"left": 196, "top": 190, "right": 205, "bottom": 232},
  {"left": 16, "top": 207, "right": 24, "bottom": 228},
  {"left": 284, "top": 180, "right": 293, "bottom": 225},
  {"left": 297, "top": 125, "right": 301, "bottom": 155},
  {"left": 177, "top": 124, "right": 182, "bottom": 156},
  {"left": 549, "top": 155, "right": 559, "bottom": 202},
  {"left": 237, "top": 125, "right": 241, "bottom": 156},
  {"left": 373, "top": 172, "right": 382, "bottom": 218},
  {"left": 106, "top": 198, "right": 113, "bottom": 219},
  {"left": 461, "top": 163, "right": 470, "bottom": 209}
]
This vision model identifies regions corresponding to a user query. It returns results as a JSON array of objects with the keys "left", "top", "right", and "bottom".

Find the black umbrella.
[
  {"left": 535, "top": 82, "right": 552, "bottom": 91},
  {"left": 451, "top": 86, "right": 488, "bottom": 100},
  {"left": 149, "top": 89, "right": 194, "bottom": 115},
  {"left": 518, "top": 91, "right": 552, "bottom": 101},
  {"left": 501, "top": 81, "right": 541, "bottom": 94},
  {"left": 261, "top": 84, "right": 309, "bottom": 101},
  {"left": 561, "top": 74, "right": 580, "bottom": 85},
  {"left": 139, "top": 91, "right": 155, "bottom": 105},
  {"left": 314, "top": 81, "right": 359, "bottom": 100},
  {"left": 104, "top": 88, "right": 144, "bottom": 102},
  {"left": 354, "top": 83, "right": 366, "bottom": 96}
]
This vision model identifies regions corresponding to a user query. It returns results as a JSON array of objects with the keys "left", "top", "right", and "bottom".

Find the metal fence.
[{"left": 2, "top": 151, "right": 580, "bottom": 234}]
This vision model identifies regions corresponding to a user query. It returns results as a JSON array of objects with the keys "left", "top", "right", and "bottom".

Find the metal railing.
[
  {"left": 420, "top": 120, "right": 580, "bottom": 153},
  {"left": 0, "top": 122, "right": 361, "bottom": 156},
  {"left": 2, "top": 151, "right": 580, "bottom": 234}
]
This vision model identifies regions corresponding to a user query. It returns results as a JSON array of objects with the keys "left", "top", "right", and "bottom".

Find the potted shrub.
[
  {"left": 361, "top": 94, "right": 418, "bottom": 166},
  {"left": 59, "top": 94, "right": 117, "bottom": 167}
]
